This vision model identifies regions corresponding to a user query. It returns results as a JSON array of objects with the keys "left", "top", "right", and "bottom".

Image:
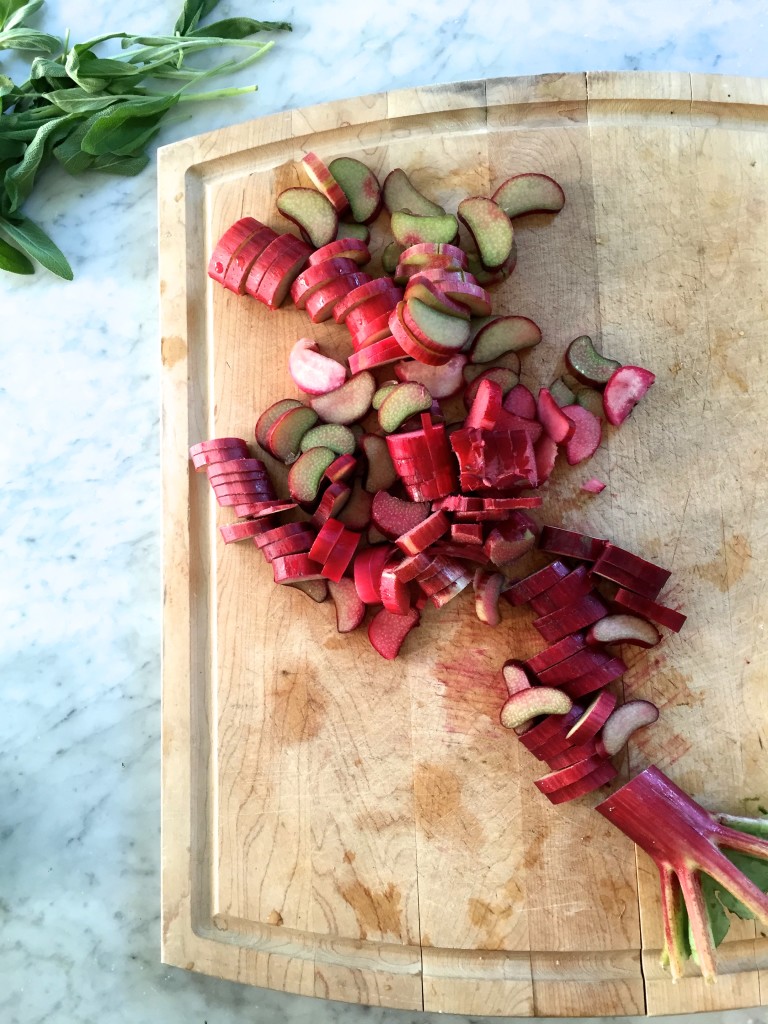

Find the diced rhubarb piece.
[
  {"left": 483, "top": 513, "right": 538, "bottom": 567},
  {"left": 533, "top": 433, "right": 558, "bottom": 486},
  {"left": 391, "top": 211, "right": 458, "bottom": 247},
  {"left": 613, "top": 589, "right": 687, "bottom": 632},
  {"left": 587, "top": 613, "right": 661, "bottom": 648},
  {"left": 503, "top": 383, "right": 537, "bottom": 420},
  {"left": 500, "top": 687, "right": 572, "bottom": 730},
  {"left": 327, "top": 578, "right": 366, "bottom": 632},
  {"left": 465, "top": 240, "right": 517, "bottom": 285},
  {"left": 391, "top": 550, "right": 434, "bottom": 583},
  {"left": 324, "top": 453, "right": 357, "bottom": 484},
  {"left": 565, "top": 335, "right": 621, "bottom": 388},
  {"left": 255, "top": 241, "right": 315, "bottom": 309},
  {"left": 430, "top": 542, "right": 491, "bottom": 567},
  {"left": 473, "top": 569, "right": 505, "bottom": 625},
  {"left": 566, "top": 691, "right": 618, "bottom": 746},
  {"left": 545, "top": 760, "right": 618, "bottom": 804},
  {"left": 464, "top": 352, "right": 522, "bottom": 387},
  {"left": 371, "top": 490, "right": 430, "bottom": 539},
  {"left": 530, "top": 565, "right": 593, "bottom": 615},
  {"left": 458, "top": 195, "right": 514, "bottom": 270},
  {"left": 382, "top": 168, "right": 444, "bottom": 216},
  {"left": 255, "top": 399, "right": 303, "bottom": 450},
  {"left": 470, "top": 316, "right": 541, "bottom": 363},
  {"left": 593, "top": 542, "right": 672, "bottom": 599},
  {"left": 337, "top": 479, "right": 373, "bottom": 530},
  {"left": 576, "top": 388, "right": 605, "bottom": 419},
  {"left": 582, "top": 477, "right": 606, "bottom": 494},
  {"left": 464, "top": 368, "right": 518, "bottom": 409},
  {"left": 464, "top": 378, "right": 502, "bottom": 432},
  {"left": 253, "top": 522, "right": 308, "bottom": 550},
  {"left": 502, "top": 660, "right": 534, "bottom": 696},
  {"left": 276, "top": 187, "right": 338, "bottom": 248},
  {"left": 310, "top": 372, "right": 375, "bottom": 425},
  {"left": 309, "top": 518, "right": 346, "bottom": 564},
  {"left": 596, "top": 699, "right": 660, "bottom": 757},
  {"left": 290, "top": 257, "right": 361, "bottom": 309},
  {"left": 548, "top": 378, "right": 576, "bottom": 408},
  {"left": 309, "top": 237, "right": 369, "bottom": 266},
  {"left": 533, "top": 592, "right": 609, "bottom": 643},
  {"left": 404, "top": 297, "right": 471, "bottom": 354},
  {"left": 301, "top": 151, "right": 350, "bottom": 214},
  {"left": 504, "top": 561, "right": 569, "bottom": 606},
  {"left": 430, "top": 571, "right": 473, "bottom": 608},
  {"left": 191, "top": 445, "right": 251, "bottom": 471},
  {"left": 272, "top": 552, "right": 324, "bottom": 583},
  {"left": 378, "top": 382, "right": 433, "bottom": 433},
  {"left": 220, "top": 519, "right": 272, "bottom": 544},
  {"left": 536, "top": 648, "right": 617, "bottom": 687},
  {"left": 350, "top": 313, "right": 398, "bottom": 352},
  {"left": 358, "top": 434, "right": 397, "bottom": 493},
  {"left": 190, "top": 436, "right": 249, "bottom": 457},
  {"left": 261, "top": 527, "right": 316, "bottom": 563},
  {"left": 517, "top": 704, "right": 584, "bottom": 753},
  {"left": 368, "top": 606, "right": 420, "bottom": 659},
  {"left": 233, "top": 501, "right": 296, "bottom": 519},
  {"left": 539, "top": 526, "right": 605, "bottom": 562},
  {"left": 380, "top": 561, "right": 412, "bottom": 615},
  {"left": 266, "top": 406, "right": 320, "bottom": 463},
  {"left": 537, "top": 388, "right": 574, "bottom": 444},
  {"left": 287, "top": 579, "right": 329, "bottom": 603},
  {"left": 561, "top": 656, "right": 627, "bottom": 699},
  {"left": 346, "top": 291, "right": 402, "bottom": 338},
  {"left": 222, "top": 224, "right": 280, "bottom": 294},
  {"left": 208, "top": 217, "right": 266, "bottom": 283},
  {"left": 535, "top": 753, "right": 607, "bottom": 794},
  {"left": 396, "top": 510, "right": 449, "bottom": 555},
  {"left": 328, "top": 157, "right": 382, "bottom": 223},
  {"left": 289, "top": 338, "right": 347, "bottom": 396},
  {"left": 312, "top": 481, "right": 351, "bottom": 526},
  {"left": 452, "top": 524, "right": 484, "bottom": 546},
  {"left": 301, "top": 424, "right": 356, "bottom": 456},
  {"left": 244, "top": 234, "right": 309, "bottom": 299},
  {"left": 334, "top": 277, "right": 402, "bottom": 324},
  {"left": 353, "top": 544, "right": 395, "bottom": 603},
  {"left": 561, "top": 405, "right": 602, "bottom": 465},
  {"left": 394, "top": 354, "right": 467, "bottom": 398},
  {"left": 372, "top": 382, "right": 399, "bottom": 410},
  {"left": 398, "top": 242, "right": 467, "bottom": 270},
  {"left": 428, "top": 278, "right": 492, "bottom": 317},
  {"left": 602, "top": 365, "right": 656, "bottom": 426},
  {"left": 305, "top": 273, "right": 372, "bottom": 324},
  {"left": 492, "top": 173, "right": 565, "bottom": 219},
  {"left": 321, "top": 528, "right": 360, "bottom": 582},
  {"left": 287, "top": 447, "right": 337, "bottom": 503},
  {"left": 348, "top": 337, "right": 405, "bottom": 374}
]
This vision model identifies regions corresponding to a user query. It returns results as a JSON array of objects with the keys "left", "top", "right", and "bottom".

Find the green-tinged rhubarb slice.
[
  {"left": 310, "top": 372, "right": 376, "bottom": 424},
  {"left": 470, "top": 316, "right": 541, "bottom": 363},
  {"left": 299, "top": 423, "right": 356, "bottom": 456},
  {"left": 492, "top": 172, "right": 565, "bottom": 219},
  {"left": 391, "top": 211, "right": 459, "bottom": 247},
  {"left": 287, "top": 446, "right": 337, "bottom": 503},
  {"left": 382, "top": 168, "right": 444, "bottom": 216},
  {"left": 266, "top": 405, "right": 319, "bottom": 463},
  {"left": 457, "top": 196, "right": 514, "bottom": 269},
  {"left": 378, "top": 382, "right": 432, "bottom": 434},
  {"left": 276, "top": 187, "right": 338, "bottom": 248},
  {"left": 328, "top": 157, "right": 382, "bottom": 223}
]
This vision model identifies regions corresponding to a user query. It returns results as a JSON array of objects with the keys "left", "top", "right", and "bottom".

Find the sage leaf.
[
  {"left": 80, "top": 95, "right": 177, "bottom": 155},
  {"left": 5, "top": 0, "right": 44, "bottom": 30},
  {"left": 188, "top": 18, "right": 292, "bottom": 39},
  {"left": 0, "top": 27, "right": 62, "bottom": 54},
  {"left": 0, "top": 232, "right": 34, "bottom": 273},
  {"left": 91, "top": 151, "right": 149, "bottom": 175},
  {"left": 3, "top": 113, "right": 75, "bottom": 211},
  {"left": 43, "top": 89, "right": 121, "bottom": 114},
  {"left": 173, "top": 0, "right": 220, "bottom": 37},
  {"left": 0, "top": 213, "right": 73, "bottom": 279}
]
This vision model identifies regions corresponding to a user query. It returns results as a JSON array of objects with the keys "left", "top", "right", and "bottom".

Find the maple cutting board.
[{"left": 159, "top": 72, "right": 768, "bottom": 1016}]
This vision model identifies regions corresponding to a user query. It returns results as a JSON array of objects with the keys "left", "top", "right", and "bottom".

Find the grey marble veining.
[{"left": 3, "top": 1, "right": 768, "bottom": 1022}]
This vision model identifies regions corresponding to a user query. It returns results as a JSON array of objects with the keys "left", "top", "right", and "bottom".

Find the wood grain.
[{"left": 161, "top": 73, "right": 768, "bottom": 1015}]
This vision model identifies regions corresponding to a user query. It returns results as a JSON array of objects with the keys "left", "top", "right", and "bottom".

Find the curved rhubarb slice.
[
  {"left": 565, "top": 691, "right": 618, "bottom": 746},
  {"left": 337, "top": 479, "right": 373, "bottom": 530},
  {"left": 255, "top": 399, "right": 303, "bottom": 449},
  {"left": 500, "top": 687, "right": 572, "bottom": 730},
  {"left": 393, "top": 354, "right": 466, "bottom": 398},
  {"left": 321, "top": 528, "right": 360, "bottom": 582},
  {"left": 561, "top": 404, "right": 602, "bottom": 465},
  {"left": 260, "top": 527, "right": 316, "bottom": 563},
  {"left": 287, "top": 447, "right": 337, "bottom": 503},
  {"left": 382, "top": 241, "right": 405, "bottom": 275},
  {"left": 311, "top": 481, "right": 351, "bottom": 526},
  {"left": 380, "top": 561, "right": 412, "bottom": 615},
  {"left": 289, "top": 338, "right": 347, "bottom": 396},
  {"left": 372, "top": 381, "right": 399, "bottom": 410},
  {"left": 430, "top": 571, "right": 473, "bottom": 608},
  {"left": 503, "top": 383, "right": 537, "bottom": 420},
  {"left": 389, "top": 303, "right": 452, "bottom": 366},
  {"left": 287, "top": 579, "right": 328, "bottom": 603},
  {"left": 466, "top": 241, "right": 517, "bottom": 286},
  {"left": 587, "top": 614, "right": 661, "bottom": 648},
  {"left": 404, "top": 278, "right": 471, "bottom": 319},
  {"left": 327, "top": 578, "right": 366, "bottom": 632},
  {"left": 502, "top": 660, "right": 533, "bottom": 696},
  {"left": 464, "top": 351, "right": 522, "bottom": 386},
  {"left": 191, "top": 446, "right": 250, "bottom": 471},
  {"left": 613, "top": 588, "right": 686, "bottom": 633},
  {"left": 266, "top": 405, "right": 319, "bottom": 462},
  {"left": 301, "top": 151, "right": 350, "bottom": 214},
  {"left": 470, "top": 316, "right": 541, "bottom": 363},
  {"left": 597, "top": 699, "right": 660, "bottom": 757},
  {"left": 473, "top": 569, "right": 506, "bottom": 626},
  {"left": 518, "top": 703, "right": 584, "bottom": 752},
  {"left": 483, "top": 514, "right": 538, "bottom": 567},
  {"left": 537, "top": 388, "right": 574, "bottom": 444},
  {"left": 220, "top": 519, "right": 272, "bottom": 544},
  {"left": 371, "top": 490, "right": 430, "bottom": 539},
  {"left": 535, "top": 753, "right": 607, "bottom": 794},
  {"left": 334, "top": 277, "right": 401, "bottom": 324},
  {"left": 603, "top": 365, "right": 656, "bottom": 426},
  {"left": 464, "top": 367, "right": 518, "bottom": 406},
  {"left": 309, "top": 517, "right": 345, "bottom": 564},
  {"left": 565, "top": 335, "right": 621, "bottom": 388},
  {"left": 458, "top": 196, "right": 514, "bottom": 269},
  {"left": 309, "top": 238, "right": 369, "bottom": 266},
  {"left": 391, "top": 211, "right": 459, "bottom": 247},
  {"left": 276, "top": 187, "right": 338, "bottom": 248},
  {"left": 382, "top": 168, "right": 444, "bottom": 216},
  {"left": 396, "top": 510, "right": 449, "bottom": 556},
  {"left": 336, "top": 222, "right": 370, "bottom": 242},
  {"left": 546, "top": 760, "right": 618, "bottom": 804},
  {"left": 348, "top": 337, "right": 405, "bottom": 374},
  {"left": 404, "top": 297, "right": 471, "bottom": 354},
  {"left": 597, "top": 766, "right": 768, "bottom": 981},
  {"left": 378, "top": 382, "right": 432, "bottom": 433},
  {"left": 290, "top": 257, "right": 361, "bottom": 308},
  {"left": 305, "top": 273, "right": 371, "bottom": 324},
  {"left": 398, "top": 242, "right": 467, "bottom": 270},
  {"left": 359, "top": 434, "right": 397, "bottom": 493},
  {"left": 300, "top": 423, "right": 356, "bottom": 456},
  {"left": 492, "top": 173, "right": 565, "bottom": 219},
  {"left": 222, "top": 224, "right": 280, "bottom": 294},
  {"left": 327, "top": 157, "right": 382, "bottom": 223},
  {"left": 368, "top": 606, "right": 420, "bottom": 659},
  {"left": 548, "top": 378, "right": 576, "bottom": 408},
  {"left": 354, "top": 545, "right": 394, "bottom": 603},
  {"left": 310, "top": 372, "right": 375, "bottom": 425},
  {"left": 324, "top": 453, "right": 357, "bottom": 484},
  {"left": 272, "top": 552, "right": 324, "bottom": 583}
]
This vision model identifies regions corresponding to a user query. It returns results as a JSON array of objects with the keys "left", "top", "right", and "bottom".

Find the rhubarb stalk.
[{"left": 597, "top": 766, "right": 768, "bottom": 981}]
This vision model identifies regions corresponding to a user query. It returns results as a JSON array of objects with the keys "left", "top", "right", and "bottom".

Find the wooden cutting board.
[{"left": 159, "top": 72, "right": 768, "bottom": 1016}]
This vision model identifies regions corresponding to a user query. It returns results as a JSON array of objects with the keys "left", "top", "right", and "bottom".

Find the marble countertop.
[{"left": 4, "top": 2, "right": 768, "bottom": 1022}]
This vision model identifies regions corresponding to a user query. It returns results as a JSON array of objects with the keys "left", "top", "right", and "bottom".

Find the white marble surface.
[{"left": 3, "top": 1, "right": 768, "bottom": 1022}]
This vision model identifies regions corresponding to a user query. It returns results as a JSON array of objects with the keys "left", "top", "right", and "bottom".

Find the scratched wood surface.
[{"left": 160, "top": 72, "right": 768, "bottom": 1015}]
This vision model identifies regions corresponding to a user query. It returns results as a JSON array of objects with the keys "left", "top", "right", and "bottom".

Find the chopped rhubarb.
[
  {"left": 379, "top": 562, "right": 412, "bottom": 615},
  {"left": 537, "top": 388, "right": 574, "bottom": 444},
  {"left": 260, "top": 528, "right": 316, "bottom": 563},
  {"left": 353, "top": 545, "right": 395, "bottom": 603},
  {"left": 587, "top": 614, "right": 661, "bottom": 648},
  {"left": 561, "top": 656, "right": 627, "bottom": 700},
  {"left": 533, "top": 592, "right": 609, "bottom": 643},
  {"left": 592, "top": 542, "right": 671, "bottom": 600},
  {"left": 465, "top": 378, "right": 503, "bottom": 431},
  {"left": 255, "top": 399, "right": 303, "bottom": 450},
  {"left": 327, "top": 578, "right": 366, "bottom": 632},
  {"left": 378, "top": 382, "right": 433, "bottom": 433},
  {"left": 394, "top": 353, "right": 467, "bottom": 398},
  {"left": 457, "top": 196, "right": 514, "bottom": 269},
  {"left": 311, "top": 482, "right": 351, "bottom": 526},
  {"left": 289, "top": 338, "right": 347, "bottom": 395},
  {"left": 536, "top": 647, "right": 616, "bottom": 686},
  {"left": 473, "top": 569, "right": 506, "bottom": 625},
  {"left": 534, "top": 753, "right": 607, "bottom": 794},
  {"left": 300, "top": 151, "right": 350, "bottom": 214},
  {"left": 517, "top": 704, "right": 584, "bottom": 753},
  {"left": 391, "top": 211, "right": 459, "bottom": 247},
  {"left": 310, "top": 372, "right": 375, "bottom": 425},
  {"left": 501, "top": 660, "right": 534, "bottom": 696},
  {"left": 368, "top": 606, "right": 420, "bottom": 659},
  {"left": 503, "top": 383, "right": 537, "bottom": 420},
  {"left": 429, "top": 571, "right": 473, "bottom": 608},
  {"left": 483, "top": 513, "right": 539, "bottom": 568},
  {"left": 500, "top": 687, "right": 573, "bottom": 730},
  {"left": 321, "top": 528, "right": 361, "bottom": 582},
  {"left": 613, "top": 589, "right": 687, "bottom": 633},
  {"left": 309, "top": 237, "right": 369, "bottom": 266},
  {"left": 546, "top": 760, "right": 618, "bottom": 804},
  {"left": 451, "top": 523, "right": 483, "bottom": 546},
  {"left": 219, "top": 519, "right": 272, "bottom": 544},
  {"left": 596, "top": 699, "right": 660, "bottom": 757},
  {"left": 328, "top": 157, "right": 382, "bottom": 223},
  {"left": 562, "top": 405, "right": 602, "bottom": 465},
  {"left": 529, "top": 565, "right": 593, "bottom": 615},
  {"left": 272, "top": 552, "right": 324, "bottom": 583},
  {"left": 602, "top": 365, "right": 656, "bottom": 426},
  {"left": 371, "top": 490, "right": 430, "bottom": 539},
  {"left": 539, "top": 526, "right": 605, "bottom": 562},
  {"left": 504, "top": 561, "right": 570, "bottom": 606},
  {"left": 565, "top": 691, "right": 618, "bottom": 745},
  {"left": 581, "top": 477, "right": 606, "bottom": 494},
  {"left": 565, "top": 335, "right": 622, "bottom": 388},
  {"left": 337, "top": 479, "right": 373, "bottom": 530},
  {"left": 396, "top": 510, "right": 449, "bottom": 555},
  {"left": 383, "top": 167, "right": 444, "bottom": 217},
  {"left": 492, "top": 173, "right": 565, "bottom": 219}
]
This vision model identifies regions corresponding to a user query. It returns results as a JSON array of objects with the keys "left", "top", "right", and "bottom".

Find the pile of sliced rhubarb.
[{"left": 193, "top": 152, "right": 768, "bottom": 984}]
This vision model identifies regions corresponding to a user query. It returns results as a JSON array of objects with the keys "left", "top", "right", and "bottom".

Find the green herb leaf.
[
  {"left": 173, "top": 0, "right": 220, "bottom": 37},
  {"left": 0, "top": 72, "right": 15, "bottom": 96},
  {"left": 80, "top": 95, "right": 177, "bottom": 155},
  {"left": 51, "top": 115, "right": 99, "bottom": 173},
  {"left": 0, "top": 232, "right": 34, "bottom": 273},
  {"left": 0, "top": 213, "right": 73, "bottom": 278},
  {"left": 29, "top": 55, "right": 71, "bottom": 83},
  {"left": 0, "top": 26, "right": 62, "bottom": 54},
  {"left": 0, "top": 136, "right": 26, "bottom": 158},
  {"left": 0, "top": 0, "right": 27, "bottom": 30},
  {"left": 3, "top": 113, "right": 75, "bottom": 212},
  {"left": 188, "top": 17, "right": 292, "bottom": 39},
  {"left": 4, "top": 0, "right": 44, "bottom": 30},
  {"left": 689, "top": 873, "right": 732, "bottom": 964},
  {"left": 43, "top": 89, "right": 121, "bottom": 114},
  {"left": 91, "top": 151, "right": 149, "bottom": 175},
  {"left": 65, "top": 44, "right": 139, "bottom": 93}
]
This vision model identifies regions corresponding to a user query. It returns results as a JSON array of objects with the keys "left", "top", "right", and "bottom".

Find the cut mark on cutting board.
[{"left": 271, "top": 670, "right": 327, "bottom": 744}]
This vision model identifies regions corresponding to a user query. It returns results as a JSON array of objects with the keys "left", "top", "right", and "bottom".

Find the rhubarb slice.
[
  {"left": 310, "top": 372, "right": 375, "bottom": 425},
  {"left": 360, "top": 434, "right": 397, "bottom": 493},
  {"left": 394, "top": 354, "right": 466, "bottom": 398},
  {"left": 603, "top": 365, "right": 656, "bottom": 426},
  {"left": 565, "top": 335, "right": 622, "bottom": 388},
  {"left": 379, "top": 562, "right": 412, "bottom": 615},
  {"left": 290, "top": 257, "right": 361, "bottom": 309},
  {"left": 530, "top": 564, "right": 591, "bottom": 613},
  {"left": 464, "top": 367, "right": 518, "bottom": 406},
  {"left": 371, "top": 490, "right": 430, "bottom": 539},
  {"left": 289, "top": 338, "right": 347, "bottom": 396},
  {"left": 348, "top": 337, "right": 406, "bottom": 374},
  {"left": 287, "top": 447, "right": 337, "bottom": 503},
  {"left": 272, "top": 552, "right": 324, "bottom": 583},
  {"left": 266, "top": 406, "right": 319, "bottom": 463},
  {"left": 337, "top": 479, "right": 373, "bottom": 530},
  {"left": 336, "top": 222, "right": 370, "bottom": 242},
  {"left": 328, "top": 157, "right": 382, "bottom": 223},
  {"left": 562, "top": 405, "right": 603, "bottom": 465},
  {"left": 548, "top": 378, "right": 576, "bottom": 408},
  {"left": 582, "top": 477, "right": 606, "bottom": 494},
  {"left": 597, "top": 699, "right": 660, "bottom": 756},
  {"left": 537, "top": 388, "right": 574, "bottom": 444},
  {"left": 539, "top": 526, "right": 605, "bottom": 562},
  {"left": 321, "top": 528, "right": 360, "bottom": 582},
  {"left": 565, "top": 691, "right": 618, "bottom": 745},
  {"left": 378, "top": 382, "right": 433, "bottom": 433},
  {"left": 500, "top": 687, "right": 572, "bottom": 730},
  {"left": 483, "top": 514, "right": 538, "bottom": 567},
  {"left": 311, "top": 482, "right": 351, "bottom": 526},
  {"left": 404, "top": 297, "right": 471, "bottom": 353},
  {"left": 502, "top": 660, "right": 533, "bottom": 695},
  {"left": 503, "top": 383, "right": 537, "bottom": 420},
  {"left": 470, "top": 315, "right": 540, "bottom": 362},
  {"left": 383, "top": 168, "right": 444, "bottom": 216},
  {"left": 309, "top": 237, "right": 369, "bottom": 266},
  {"left": 546, "top": 760, "right": 618, "bottom": 804},
  {"left": 587, "top": 614, "right": 661, "bottom": 648},
  {"left": 465, "top": 242, "right": 517, "bottom": 286},
  {"left": 458, "top": 196, "right": 514, "bottom": 269},
  {"left": 396, "top": 510, "right": 449, "bottom": 555},
  {"left": 404, "top": 278, "right": 471, "bottom": 319},
  {"left": 534, "top": 753, "right": 607, "bottom": 794},
  {"left": 473, "top": 569, "right": 506, "bottom": 625},
  {"left": 532, "top": 592, "right": 609, "bottom": 643},
  {"left": 207, "top": 217, "right": 266, "bottom": 283},
  {"left": 562, "top": 657, "right": 627, "bottom": 700},
  {"left": 301, "top": 151, "right": 350, "bottom": 214},
  {"left": 368, "top": 606, "right": 420, "bottom": 659},
  {"left": 287, "top": 579, "right": 329, "bottom": 603},
  {"left": 382, "top": 241, "right": 405, "bottom": 275},
  {"left": 504, "top": 561, "right": 570, "bottom": 606},
  {"left": 300, "top": 423, "right": 356, "bottom": 456},
  {"left": 327, "top": 578, "right": 366, "bottom": 632},
  {"left": 255, "top": 399, "right": 303, "bottom": 450},
  {"left": 276, "top": 187, "right": 338, "bottom": 248},
  {"left": 398, "top": 242, "right": 467, "bottom": 270},
  {"left": 391, "top": 212, "right": 459, "bottom": 247},
  {"left": 354, "top": 545, "right": 394, "bottom": 603},
  {"left": 533, "top": 434, "right": 558, "bottom": 487},
  {"left": 305, "top": 274, "right": 371, "bottom": 324},
  {"left": 613, "top": 588, "right": 686, "bottom": 633},
  {"left": 492, "top": 173, "right": 565, "bottom": 218}
]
